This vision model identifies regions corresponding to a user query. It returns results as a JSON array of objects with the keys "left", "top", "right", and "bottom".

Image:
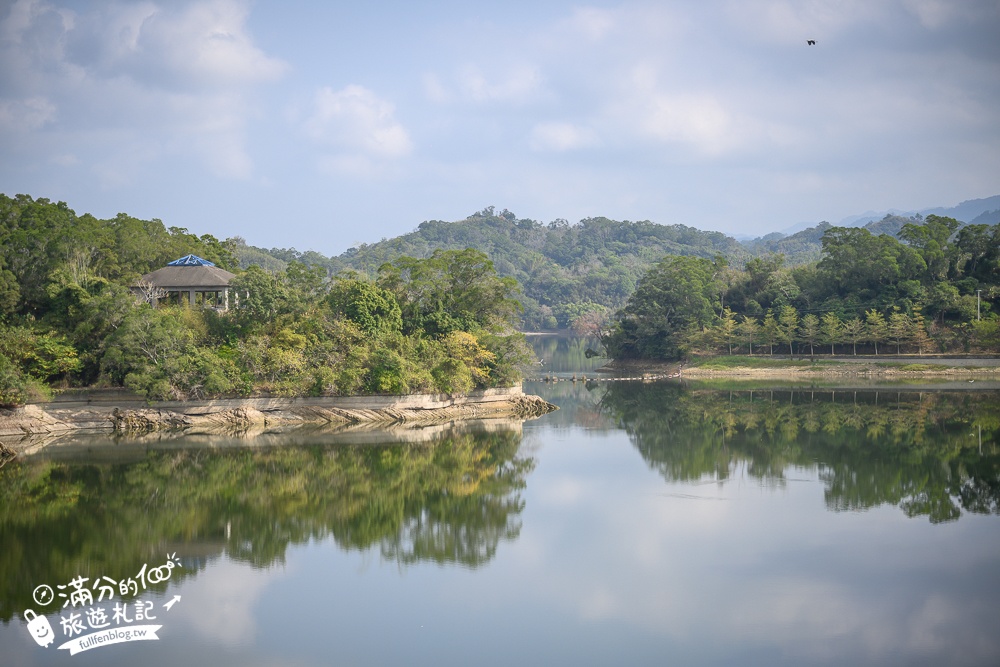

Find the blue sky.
[{"left": 1, "top": 0, "right": 998, "bottom": 255}]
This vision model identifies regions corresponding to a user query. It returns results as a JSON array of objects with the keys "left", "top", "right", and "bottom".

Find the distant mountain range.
[{"left": 777, "top": 194, "right": 1000, "bottom": 236}]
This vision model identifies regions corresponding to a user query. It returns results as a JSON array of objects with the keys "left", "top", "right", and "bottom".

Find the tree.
[
  {"left": 778, "top": 305, "right": 799, "bottom": 356},
  {"left": 0, "top": 259, "right": 18, "bottom": 317},
  {"left": 799, "top": 313, "right": 820, "bottom": 360},
  {"left": 570, "top": 309, "right": 608, "bottom": 338},
  {"left": 379, "top": 249, "right": 521, "bottom": 336},
  {"left": 840, "top": 318, "right": 862, "bottom": 355},
  {"left": 0, "top": 352, "right": 28, "bottom": 407},
  {"left": 327, "top": 279, "right": 402, "bottom": 338},
  {"left": 911, "top": 306, "right": 932, "bottom": 356},
  {"left": 285, "top": 261, "right": 329, "bottom": 311},
  {"left": 971, "top": 318, "right": 1000, "bottom": 352},
  {"left": 818, "top": 227, "right": 926, "bottom": 307},
  {"left": 230, "top": 265, "right": 290, "bottom": 330},
  {"left": 739, "top": 316, "right": 760, "bottom": 356},
  {"left": 865, "top": 310, "right": 888, "bottom": 355},
  {"left": 603, "top": 255, "right": 722, "bottom": 360},
  {"left": 887, "top": 309, "right": 913, "bottom": 354},
  {"left": 820, "top": 312, "right": 843, "bottom": 355},
  {"left": 761, "top": 310, "right": 779, "bottom": 356},
  {"left": 953, "top": 224, "right": 1000, "bottom": 283},
  {"left": 717, "top": 308, "right": 738, "bottom": 355},
  {"left": 898, "top": 215, "right": 960, "bottom": 282}
]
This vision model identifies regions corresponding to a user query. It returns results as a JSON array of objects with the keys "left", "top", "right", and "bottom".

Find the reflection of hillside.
[
  {"left": 0, "top": 424, "right": 532, "bottom": 621},
  {"left": 601, "top": 383, "right": 1000, "bottom": 524},
  {"left": 527, "top": 335, "right": 606, "bottom": 375},
  {"left": 523, "top": 380, "right": 613, "bottom": 430}
]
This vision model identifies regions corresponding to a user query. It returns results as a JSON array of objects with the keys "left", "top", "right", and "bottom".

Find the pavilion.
[{"left": 136, "top": 254, "right": 237, "bottom": 310}]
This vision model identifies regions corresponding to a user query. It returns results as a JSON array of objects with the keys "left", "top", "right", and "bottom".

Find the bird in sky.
[{"left": 807, "top": 39, "right": 816, "bottom": 45}]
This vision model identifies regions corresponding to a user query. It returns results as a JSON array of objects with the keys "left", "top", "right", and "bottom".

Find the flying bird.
[{"left": 807, "top": 39, "right": 816, "bottom": 45}]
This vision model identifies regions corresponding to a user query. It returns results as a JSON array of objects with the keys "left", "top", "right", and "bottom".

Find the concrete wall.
[{"left": 45, "top": 386, "right": 524, "bottom": 413}]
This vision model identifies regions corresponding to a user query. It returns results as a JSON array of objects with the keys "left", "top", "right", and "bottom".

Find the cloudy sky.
[{"left": 1, "top": 0, "right": 998, "bottom": 254}]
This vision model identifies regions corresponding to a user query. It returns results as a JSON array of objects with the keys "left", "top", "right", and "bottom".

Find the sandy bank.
[{"left": 0, "top": 387, "right": 557, "bottom": 445}]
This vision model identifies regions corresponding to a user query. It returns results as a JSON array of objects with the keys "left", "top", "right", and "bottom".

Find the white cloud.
[
  {"left": 174, "top": 560, "right": 280, "bottom": 647},
  {"left": 724, "top": 0, "right": 883, "bottom": 44},
  {"left": 0, "top": 0, "right": 285, "bottom": 182},
  {"left": 458, "top": 63, "right": 544, "bottom": 104},
  {"left": 901, "top": 0, "right": 960, "bottom": 28},
  {"left": 50, "top": 153, "right": 78, "bottom": 166},
  {"left": 0, "top": 96, "right": 56, "bottom": 131},
  {"left": 304, "top": 84, "right": 412, "bottom": 159},
  {"left": 421, "top": 62, "right": 545, "bottom": 109},
  {"left": 67, "top": 0, "right": 287, "bottom": 89},
  {"left": 639, "top": 93, "right": 733, "bottom": 154},
  {"left": 605, "top": 64, "right": 738, "bottom": 156},
  {"left": 530, "top": 122, "right": 597, "bottom": 152},
  {"left": 566, "top": 7, "right": 616, "bottom": 41},
  {"left": 422, "top": 72, "right": 450, "bottom": 104}
]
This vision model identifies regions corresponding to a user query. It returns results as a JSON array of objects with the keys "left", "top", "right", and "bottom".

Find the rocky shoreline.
[{"left": 0, "top": 387, "right": 557, "bottom": 448}]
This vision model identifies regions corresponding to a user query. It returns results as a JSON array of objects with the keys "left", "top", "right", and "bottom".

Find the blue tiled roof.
[{"left": 167, "top": 254, "right": 216, "bottom": 267}]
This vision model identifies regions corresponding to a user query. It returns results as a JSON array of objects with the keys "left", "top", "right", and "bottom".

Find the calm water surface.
[{"left": 2, "top": 345, "right": 1000, "bottom": 666}]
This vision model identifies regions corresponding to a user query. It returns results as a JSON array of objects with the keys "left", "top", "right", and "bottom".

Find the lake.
[{"left": 2, "top": 338, "right": 999, "bottom": 666}]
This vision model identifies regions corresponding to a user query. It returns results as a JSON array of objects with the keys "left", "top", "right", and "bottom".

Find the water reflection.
[
  {"left": 522, "top": 379, "right": 612, "bottom": 430},
  {"left": 600, "top": 383, "right": 1000, "bottom": 524},
  {"left": 527, "top": 334, "right": 606, "bottom": 375},
  {"left": 0, "top": 422, "right": 533, "bottom": 622}
]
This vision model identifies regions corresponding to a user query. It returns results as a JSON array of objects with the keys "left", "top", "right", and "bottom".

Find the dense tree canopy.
[
  {"left": 604, "top": 256, "right": 723, "bottom": 359},
  {"left": 0, "top": 195, "right": 531, "bottom": 404},
  {"left": 605, "top": 217, "right": 1000, "bottom": 359},
  {"left": 239, "top": 208, "right": 748, "bottom": 332}
]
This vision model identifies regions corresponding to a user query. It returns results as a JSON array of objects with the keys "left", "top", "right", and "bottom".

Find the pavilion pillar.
[{"left": 189, "top": 290, "right": 196, "bottom": 307}]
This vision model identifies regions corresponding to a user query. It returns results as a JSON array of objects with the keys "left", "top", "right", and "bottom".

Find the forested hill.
[
  {"left": 740, "top": 210, "right": 1000, "bottom": 260},
  {"left": 246, "top": 208, "right": 748, "bottom": 330},
  {"left": 246, "top": 205, "right": 1000, "bottom": 331}
]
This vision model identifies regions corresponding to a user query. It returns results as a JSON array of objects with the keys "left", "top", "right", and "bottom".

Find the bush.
[{"left": 0, "top": 353, "right": 27, "bottom": 407}]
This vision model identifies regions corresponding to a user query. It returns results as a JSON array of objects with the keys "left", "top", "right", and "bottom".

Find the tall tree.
[
  {"left": 778, "top": 305, "right": 799, "bottom": 356},
  {"left": 739, "top": 316, "right": 760, "bottom": 356},
  {"left": 865, "top": 310, "right": 888, "bottom": 355},
  {"left": 898, "top": 215, "right": 960, "bottom": 282},
  {"left": 818, "top": 227, "right": 925, "bottom": 308},
  {"left": 911, "top": 306, "right": 932, "bottom": 356},
  {"left": 820, "top": 312, "right": 843, "bottom": 355},
  {"left": 603, "top": 255, "right": 722, "bottom": 360},
  {"left": 799, "top": 313, "right": 820, "bottom": 360},
  {"left": 888, "top": 310, "right": 913, "bottom": 354},
  {"left": 379, "top": 249, "right": 521, "bottom": 336},
  {"left": 717, "top": 308, "right": 738, "bottom": 355},
  {"left": 761, "top": 310, "right": 779, "bottom": 356},
  {"left": 842, "top": 318, "right": 864, "bottom": 356}
]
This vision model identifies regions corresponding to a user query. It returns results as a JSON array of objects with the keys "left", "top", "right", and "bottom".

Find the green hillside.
[
  {"left": 246, "top": 207, "right": 749, "bottom": 331},
  {"left": 235, "top": 205, "right": 999, "bottom": 335}
]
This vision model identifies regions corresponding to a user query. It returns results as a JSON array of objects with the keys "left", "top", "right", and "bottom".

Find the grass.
[{"left": 689, "top": 356, "right": 839, "bottom": 369}]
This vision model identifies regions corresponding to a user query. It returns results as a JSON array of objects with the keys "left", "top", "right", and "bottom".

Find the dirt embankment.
[{"left": 0, "top": 388, "right": 557, "bottom": 443}]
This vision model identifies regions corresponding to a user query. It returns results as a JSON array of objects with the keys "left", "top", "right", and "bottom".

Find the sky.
[{"left": 1, "top": 0, "right": 998, "bottom": 255}]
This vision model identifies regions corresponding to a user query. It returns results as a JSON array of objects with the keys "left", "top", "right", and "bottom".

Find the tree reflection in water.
[
  {"left": 0, "top": 426, "right": 533, "bottom": 621},
  {"left": 600, "top": 383, "right": 1000, "bottom": 524}
]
